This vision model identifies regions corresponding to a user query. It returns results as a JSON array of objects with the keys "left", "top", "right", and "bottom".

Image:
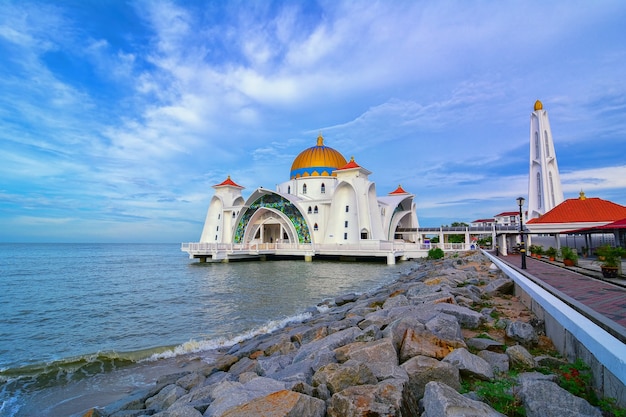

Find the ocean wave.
[{"left": 146, "top": 311, "right": 313, "bottom": 361}]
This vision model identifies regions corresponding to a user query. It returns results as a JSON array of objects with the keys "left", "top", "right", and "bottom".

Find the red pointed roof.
[
  {"left": 337, "top": 156, "right": 361, "bottom": 170},
  {"left": 494, "top": 211, "right": 519, "bottom": 217},
  {"left": 389, "top": 184, "right": 408, "bottom": 195},
  {"left": 527, "top": 196, "right": 626, "bottom": 224},
  {"left": 214, "top": 176, "right": 243, "bottom": 188}
]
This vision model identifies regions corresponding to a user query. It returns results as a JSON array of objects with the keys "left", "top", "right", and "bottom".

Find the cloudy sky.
[{"left": 1, "top": 1, "right": 625, "bottom": 243}]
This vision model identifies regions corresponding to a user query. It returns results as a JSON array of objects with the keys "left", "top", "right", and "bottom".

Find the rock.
[
  {"left": 160, "top": 406, "right": 204, "bottom": 417},
  {"left": 335, "top": 293, "right": 359, "bottom": 306},
  {"left": 204, "top": 377, "right": 287, "bottom": 417},
  {"left": 293, "top": 327, "right": 362, "bottom": 363},
  {"left": 334, "top": 338, "right": 400, "bottom": 380},
  {"left": 145, "top": 384, "right": 187, "bottom": 412},
  {"left": 483, "top": 278, "right": 514, "bottom": 296},
  {"left": 326, "top": 378, "right": 406, "bottom": 417},
  {"left": 518, "top": 379, "right": 602, "bottom": 417},
  {"left": 311, "top": 361, "right": 377, "bottom": 395},
  {"left": 220, "top": 390, "right": 326, "bottom": 417},
  {"left": 506, "top": 321, "right": 538, "bottom": 346},
  {"left": 477, "top": 350, "right": 510, "bottom": 373},
  {"left": 382, "top": 294, "right": 409, "bottom": 309},
  {"left": 421, "top": 381, "right": 506, "bottom": 417},
  {"left": 466, "top": 337, "right": 505, "bottom": 352},
  {"left": 399, "top": 326, "right": 467, "bottom": 362},
  {"left": 431, "top": 303, "right": 483, "bottom": 328},
  {"left": 506, "top": 345, "right": 536, "bottom": 369},
  {"left": 425, "top": 312, "right": 464, "bottom": 342},
  {"left": 443, "top": 348, "right": 494, "bottom": 381},
  {"left": 400, "top": 355, "right": 460, "bottom": 400},
  {"left": 176, "top": 372, "right": 205, "bottom": 391}
]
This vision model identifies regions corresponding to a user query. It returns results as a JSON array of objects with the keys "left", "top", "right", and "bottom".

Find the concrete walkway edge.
[{"left": 485, "top": 251, "right": 626, "bottom": 389}]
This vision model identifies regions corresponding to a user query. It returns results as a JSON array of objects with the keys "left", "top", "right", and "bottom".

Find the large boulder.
[
  {"left": 421, "top": 381, "right": 506, "bottom": 417},
  {"left": 400, "top": 355, "right": 460, "bottom": 400},
  {"left": 506, "top": 321, "right": 538, "bottom": 346},
  {"left": 399, "top": 326, "right": 467, "bottom": 362},
  {"left": 204, "top": 377, "right": 287, "bottom": 417},
  {"left": 334, "top": 338, "right": 401, "bottom": 380},
  {"left": 506, "top": 345, "right": 535, "bottom": 370},
  {"left": 311, "top": 361, "right": 377, "bottom": 395},
  {"left": 326, "top": 378, "right": 407, "bottom": 417},
  {"left": 220, "top": 390, "right": 326, "bottom": 417},
  {"left": 517, "top": 379, "right": 602, "bottom": 417},
  {"left": 443, "top": 348, "right": 494, "bottom": 381}
]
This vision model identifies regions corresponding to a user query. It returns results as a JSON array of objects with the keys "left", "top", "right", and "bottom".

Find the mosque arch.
[
  {"left": 242, "top": 207, "right": 298, "bottom": 246},
  {"left": 233, "top": 191, "right": 311, "bottom": 244}
]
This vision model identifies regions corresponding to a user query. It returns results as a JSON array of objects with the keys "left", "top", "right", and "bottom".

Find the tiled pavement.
[{"left": 496, "top": 254, "right": 626, "bottom": 333}]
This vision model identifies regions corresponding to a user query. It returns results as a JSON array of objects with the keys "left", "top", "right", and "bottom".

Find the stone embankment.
[{"left": 86, "top": 252, "right": 605, "bottom": 417}]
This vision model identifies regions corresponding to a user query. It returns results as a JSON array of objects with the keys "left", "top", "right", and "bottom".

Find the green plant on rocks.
[
  {"left": 474, "top": 376, "right": 526, "bottom": 417},
  {"left": 427, "top": 247, "right": 444, "bottom": 259}
]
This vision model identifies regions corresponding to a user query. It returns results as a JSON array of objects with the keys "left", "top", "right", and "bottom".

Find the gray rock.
[
  {"left": 401, "top": 355, "right": 460, "bottom": 400},
  {"left": 382, "top": 294, "right": 409, "bottom": 309},
  {"left": 176, "top": 372, "right": 205, "bottom": 391},
  {"left": 477, "top": 350, "right": 510, "bottom": 373},
  {"left": 506, "top": 321, "right": 538, "bottom": 346},
  {"left": 443, "top": 348, "right": 494, "bottom": 381},
  {"left": 466, "top": 337, "right": 505, "bottom": 352},
  {"left": 518, "top": 379, "right": 602, "bottom": 417},
  {"left": 293, "top": 327, "right": 362, "bottom": 363},
  {"left": 204, "top": 377, "right": 287, "bottom": 417},
  {"left": 483, "top": 278, "right": 514, "bottom": 296},
  {"left": 146, "top": 384, "right": 188, "bottom": 412},
  {"left": 431, "top": 303, "right": 483, "bottom": 329},
  {"left": 506, "top": 345, "right": 535, "bottom": 369},
  {"left": 312, "top": 360, "right": 377, "bottom": 394},
  {"left": 216, "top": 390, "right": 326, "bottom": 417},
  {"left": 326, "top": 378, "right": 406, "bottom": 417},
  {"left": 425, "top": 312, "right": 464, "bottom": 341},
  {"left": 421, "top": 381, "right": 506, "bottom": 417}
]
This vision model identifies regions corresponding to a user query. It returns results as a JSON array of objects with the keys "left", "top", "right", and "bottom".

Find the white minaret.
[{"left": 527, "top": 100, "right": 564, "bottom": 219}]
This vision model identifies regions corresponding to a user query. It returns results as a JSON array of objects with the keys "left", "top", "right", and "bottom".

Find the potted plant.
[
  {"left": 595, "top": 245, "right": 625, "bottom": 278},
  {"left": 528, "top": 244, "right": 537, "bottom": 257},
  {"left": 561, "top": 246, "right": 578, "bottom": 266},
  {"left": 533, "top": 245, "right": 544, "bottom": 259},
  {"left": 581, "top": 246, "right": 589, "bottom": 258},
  {"left": 545, "top": 247, "right": 558, "bottom": 261}
]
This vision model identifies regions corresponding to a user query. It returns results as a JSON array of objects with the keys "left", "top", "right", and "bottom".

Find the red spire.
[
  {"left": 389, "top": 184, "right": 408, "bottom": 195},
  {"left": 214, "top": 175, "right": 243, "bottom": 188},
  {"left": 338, "top": 156, "right": 361, "bottom": 170}
]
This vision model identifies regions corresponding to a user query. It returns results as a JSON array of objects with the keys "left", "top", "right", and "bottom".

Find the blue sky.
[{"left": 1, "top": 1, "right": 625, "bottom": 243}]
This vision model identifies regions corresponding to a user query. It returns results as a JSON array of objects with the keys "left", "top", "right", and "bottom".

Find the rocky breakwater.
[{"left": 86, "top": 252, "right": 606, "bottom": 417}]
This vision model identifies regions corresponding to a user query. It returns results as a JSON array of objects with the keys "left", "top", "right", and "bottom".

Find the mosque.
[{"left": 182, "top": 134, "right": 421, "bottom": 263}]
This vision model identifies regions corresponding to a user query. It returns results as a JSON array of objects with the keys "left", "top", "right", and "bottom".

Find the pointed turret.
[{"left": 527, "top": 100, "right": 564, "bottom": 220}]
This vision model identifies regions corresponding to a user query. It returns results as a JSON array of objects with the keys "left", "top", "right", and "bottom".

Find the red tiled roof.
[
  {"left": 527, "top": 197, "right": 626, "bottom": 224},
  {"left": 214, "top": 176, "right": 243, "bottom": 188},
  {"left": 494, "top": 211, "right": 519, "bottom": 217},
  {"left": 337, "top": 156, "right": 361, "bottom": 170},
  {"left": 565, "top": 217, "right": 626, "bottom": 234},
  {"left": 389, "top": 185, "right": 408, "bottom": 195},
  {"left": 472, "top": 218, "right": 495, "bottom": 223}
]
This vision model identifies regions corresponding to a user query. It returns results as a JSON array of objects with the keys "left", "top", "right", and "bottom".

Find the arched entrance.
[{"left": 243, "top": 208, "right": 297, "bottom": 245}]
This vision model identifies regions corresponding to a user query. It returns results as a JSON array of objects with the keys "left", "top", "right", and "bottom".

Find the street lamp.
[{"left": 517, "top": 196, "right": 527, "bottom": 269}]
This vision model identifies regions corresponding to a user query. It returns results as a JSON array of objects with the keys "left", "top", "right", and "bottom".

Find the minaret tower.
[{"left": 527, "top": 100, "right": 564, "bottom": 220}]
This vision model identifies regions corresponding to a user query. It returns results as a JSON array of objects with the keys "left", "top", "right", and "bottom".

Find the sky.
[{"left": 1, "top": 1, "right": 625, "bottom": 243}]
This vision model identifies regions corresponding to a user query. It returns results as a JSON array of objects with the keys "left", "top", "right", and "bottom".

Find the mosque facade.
[{"left": 186, "top": 135, "right": 420, "bottom": 263}]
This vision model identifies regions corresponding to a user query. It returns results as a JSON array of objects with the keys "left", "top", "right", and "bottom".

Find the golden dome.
[
  {"left": 534, "top": 100, "right": 543, "bottom": 111},
  {"left": 290, "top": 134, "right": 347, "bottom": 179}
]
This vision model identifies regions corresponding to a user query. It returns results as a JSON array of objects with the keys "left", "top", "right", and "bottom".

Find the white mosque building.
[{"left": 182, "top": 134, "right": 421, "bottom": 263}]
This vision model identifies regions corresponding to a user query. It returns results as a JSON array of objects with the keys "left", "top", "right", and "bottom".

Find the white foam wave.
[{"left": 145, "top": 312, "right": 313, "bottom": 362}]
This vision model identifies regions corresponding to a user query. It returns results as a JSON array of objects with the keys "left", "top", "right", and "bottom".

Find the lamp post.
[{"left": 517, "top": 196, "right": 527, "bottom": 269}]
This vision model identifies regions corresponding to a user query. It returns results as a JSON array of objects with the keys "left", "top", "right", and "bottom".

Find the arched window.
[
  {"left": 314, "top": 223, "right": 318, "bottom": 231},
  {"left": 536, "top": 173, "right": 542, "bottom": 208},
  {"left": 345, "top": 205, "right": 349, "bottom": 213},
  {"left": 217, "top": 213, "right": 220, "bottom": 219},
  {"left": 314, "top": 206, "right": 318, "bottom": 214},
  {"left": 544, "top": 131, "right": 550, "bottom": 157},
  {"left": 307, "top": 206, "right": 312, "bottom": 214},
  {"left": 534, "top": 132, "right": 540, "bottom": 159},
  {"left": 549, "top": 172, "right": 555, "bottom": 207},
  {"left": 303, "top": 184, "right": 307, "bottom": 194},
  {"left": 287, "top": 186, "right": 291, "bottom": 194},
  {"left": 321, "top": 183, "right": 326, "bottom": 194}
]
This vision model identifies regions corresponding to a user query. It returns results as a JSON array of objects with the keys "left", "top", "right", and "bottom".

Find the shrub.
[{"left": 427, "top": 247, "right": 444, "bottom": 259}]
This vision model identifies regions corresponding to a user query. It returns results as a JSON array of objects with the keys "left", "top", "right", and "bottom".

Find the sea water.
[{"left": 0, "top": 243, "right": 412, "bottom": 416}]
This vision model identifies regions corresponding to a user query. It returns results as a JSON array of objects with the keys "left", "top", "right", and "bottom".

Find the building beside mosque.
[{"left": 183, "top": 134, "right": 420, "bottom": 263}]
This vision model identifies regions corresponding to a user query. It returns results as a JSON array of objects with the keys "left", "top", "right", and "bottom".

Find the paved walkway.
[{"left": 496, "top": 253, "right": 626, "bottom": 339}]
